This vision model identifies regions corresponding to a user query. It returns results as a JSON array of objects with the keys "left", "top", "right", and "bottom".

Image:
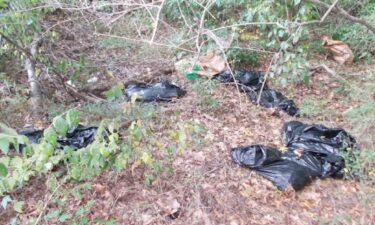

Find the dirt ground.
[
  {"left": 2, "top": 66, "right": 374, "bottom": 224},
  {"left": 1, "top": 11, "right": 374, "bottom": 225}
]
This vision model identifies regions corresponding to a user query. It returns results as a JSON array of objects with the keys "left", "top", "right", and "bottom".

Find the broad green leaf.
[
  {"left": 1, "top": 195, "right": 11, "bottom": 209},
  {"left": 0, "top": 138, "right": 9, "bottom": 154},
  {"left": 59, "top": 213, "right": 72, "bottom": 222},
  {"left": 0, "top": 123, "right": 18, "bottom": 136},
  {"left": 0, "top": 163, "right": 7, "bottom": 177},
  {"left": 17, "top": 135, "right": 29, "bottom": 145},
  {"left": 74, "top": 207, "right": 86, "bottom": 218},
  {"left": 141, "top": 152, "right": 153, "bottom": 165},
  {"left": 43, "top": 127, "right": 57, "bottom": 147},
  {"left": 13, "top": 200, "right": 24, "bottom": 213},
  {"left": 78, "top": 217, "right": 89, "bottom": 225},
  {"left": 10, "top": 157, "right": 23, "bottom": 170},
  {"left": 66, "top": 109, "right": 80, "bottom": 128},
  {"left": 53, "top": 116, "right": 68, "bottom": 136},
  {"left": 99, "top": 146, "right": 111, "bottom": 158},
  {"left": 105, "top": 84, "right": 123, "bottom": 101},
  {"left": 0, "top": 1, "right": 8, "bottom": 8},
  {"left": 44, "top": 209, "right": 62, "bottom": 220},
  {"left": 94, "top": 219, "right": 117, "bottom": 225}
]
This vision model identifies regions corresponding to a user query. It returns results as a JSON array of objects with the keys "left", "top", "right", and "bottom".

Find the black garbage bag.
[
  {"left": 57, "top": 126, "right": 97, "bottom": 149},
  {"left": 255, "top": 160, "right": 318, "bottom": 191},
  {"left": 282, "top": 121, "right": 356, "bottom": 155},
  {"left": 282, "top": 151, "right": 323, "bottom": 176},
  {"left": 247, "top": 89, "right": 299, "bottom": 116},
  {"left": 215, "top": 69, "right": 298, "bottom": 116},
  {"left": 231, "top": 145, "right": 318, "bottom": 191},
  {"left": 282, "top": 121, "right": 356, "bottom": 178},
  {"left": 126, "top": 80, "right": 186, "bottom": 102},
  {"left": 19, "top": 128, "right": 43, "bottom": 144},
  {"left": 215, "top": 69, "right": 266, "bottom": 91},
  {"left": 231, "top": 122, "right": 357, "bottom": 191},
  {"left": 231, "top": 145, "right": 282, "bottom": 168},
  {"left": 19, "top": 126, "right": 98, "bottom": 150}
]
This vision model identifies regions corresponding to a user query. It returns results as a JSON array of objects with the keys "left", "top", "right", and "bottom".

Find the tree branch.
[
  {"left": 307, "top": 0, "right": 375, "bottom": 34},
  {"left": 0, "top": 31, "right": 34, "bottom": 60}
]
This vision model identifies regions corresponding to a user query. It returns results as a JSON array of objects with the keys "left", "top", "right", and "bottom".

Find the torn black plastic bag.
[
  {"left": 282, "top": 121, "right": 357, "bottom": 156},
  {"left": 247, "top": 89, "right": 299, "bottom": 116},
  {"left": 215, "top": 69, "right": 265, "bottom": 91},
  {"left": 57, "top": 126, "right": 97, "bottom": 149},
  {"left": 19, "top": 126, "right": 98, "bottom": 150},
  {"left": 231, "top": 145, "right": 318, "bottom": 191},
  {"left": 231, "top": 122, "right": 357, "bottom": 191},
  {"left": 215, "top": 69, "right": 298, "bottom": 116},
  {"left": 125, "top": 80, "right": 186, "bottom": 102},
  {"left": 282, "top": 121, "right": 356, "bottom": 178},
  {"left": 19, "top": 128, "right": 43, "bottom": 145},
  {"left": 231, "top": 145, "right": 281, "bottom": 168}
]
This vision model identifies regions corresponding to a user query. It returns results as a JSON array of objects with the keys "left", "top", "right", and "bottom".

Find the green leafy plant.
[
  {"left": 1, "top": 101, "right": 206, "bottom": 195},
  {"left": 226, "top": 49, "right": 259, "bottom": 67},
  {"left": 105, "top": 83, "right": 124, "bottom": 101}
]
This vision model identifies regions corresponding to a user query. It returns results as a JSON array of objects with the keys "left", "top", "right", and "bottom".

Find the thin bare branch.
[
  {"left": 307, "top": 0, "right": 375, "bottom": 34},
  {"left": 94, "top": 32, "right": 196, "bottom": 53},
  {"left": 320, "top": 0, "right": 339, "bottom": 23},
  {"left": 150, "top": 0, "right": 165, "bottom": 44}
]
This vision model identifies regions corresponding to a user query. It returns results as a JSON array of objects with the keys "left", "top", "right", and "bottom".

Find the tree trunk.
[{"left": 25, "top": 37, "right": 43, "bottom": 119}]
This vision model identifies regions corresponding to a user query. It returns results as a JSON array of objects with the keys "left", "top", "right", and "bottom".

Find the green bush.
[
  {"left": 329, "top": 2, "right": 375, "bottom": 62},
  {"left": 226, "top": 49, "right": 259, "bottom": 67},
  {"left": 0, "top": 103, "right": 206, "bottom": 194}
]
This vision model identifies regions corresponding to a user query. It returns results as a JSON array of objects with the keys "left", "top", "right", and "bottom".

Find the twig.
[
  {"left": 309, "top": 63, "right": 336, "bottom": 77},
  {"left": 33, "top": 182, "right": 62, "bottom": 225},
  {"left": 196, "top": 0, "right": 215, "bottom": 51},
  {"left": 0, "top": 31, "right": 34, "bottom": 60},
  {"left": 106, "top": 6, "right": 143, "bottom": 26},
  {"left": 149, "top": 0, "right": 165, "bottom": 44},
  {"left": 95, "top": 32, "right": 196, "bottom": 53},
  {"left": 319, "top": 0, "right": 339, "bottom": 24},
  {"left": 204, "top": 30, "right": 244, "bottom": 110},
  {"left": 256, "top": 52, "right": 279, "bottom": 105},
  {"left": 307, "top": 0, "right": 375, "bottom": 34},
  {"left": 177, "top": 0, "right": 190, "bottom": 29}
]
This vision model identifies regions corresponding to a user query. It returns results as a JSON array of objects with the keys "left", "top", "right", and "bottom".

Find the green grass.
[{"left": 299, "top": 97, "right": 329, "bottom": 118}]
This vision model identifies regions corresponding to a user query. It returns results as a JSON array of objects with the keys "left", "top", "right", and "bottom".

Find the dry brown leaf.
[
  {"left": 322, "top": 36, "right": 353, "bottom": 65},
  {"left": 141, "top": 213, "right": 155, "bottom": 225},
  {"left": 156, "top": 197, "right": 181, "bottom": 219},
  {"left": 197, "top": 51, "right": 227, "bottom": 77}
]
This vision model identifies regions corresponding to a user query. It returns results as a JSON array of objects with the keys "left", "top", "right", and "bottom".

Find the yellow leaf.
[
  {"left": 131, "top": 159, "right": 141, "bottom": 174},
  {"left": 106, "top": 70, "right": 114, "bottom": 77},
  {"left": 141, "top": 152, "right": 153, "bottom": 165}
]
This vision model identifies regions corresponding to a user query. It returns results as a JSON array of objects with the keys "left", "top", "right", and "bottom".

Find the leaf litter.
[{"left": 1, "top": 13, "right": 374, "bottom": 225}]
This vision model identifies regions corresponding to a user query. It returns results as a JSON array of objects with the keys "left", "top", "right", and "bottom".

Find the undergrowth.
[
  {"left": 0, "top": 99, "right": 206, "bottom": 218},
  {"left": 191, "top": 79, "right": 223, "bottom": 113}
]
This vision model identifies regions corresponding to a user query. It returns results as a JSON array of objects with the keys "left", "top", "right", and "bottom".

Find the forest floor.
[{"left": 1, "top": 11, "right": 374, "bottom": 225}]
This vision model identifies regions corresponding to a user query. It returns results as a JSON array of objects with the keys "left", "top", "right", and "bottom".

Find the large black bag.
[
  {"left": 126, "top": 80, "right": 186, "bottom": 102},
  {"left": 231, "top": 121, "right": 358, "bottom": 191}
]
